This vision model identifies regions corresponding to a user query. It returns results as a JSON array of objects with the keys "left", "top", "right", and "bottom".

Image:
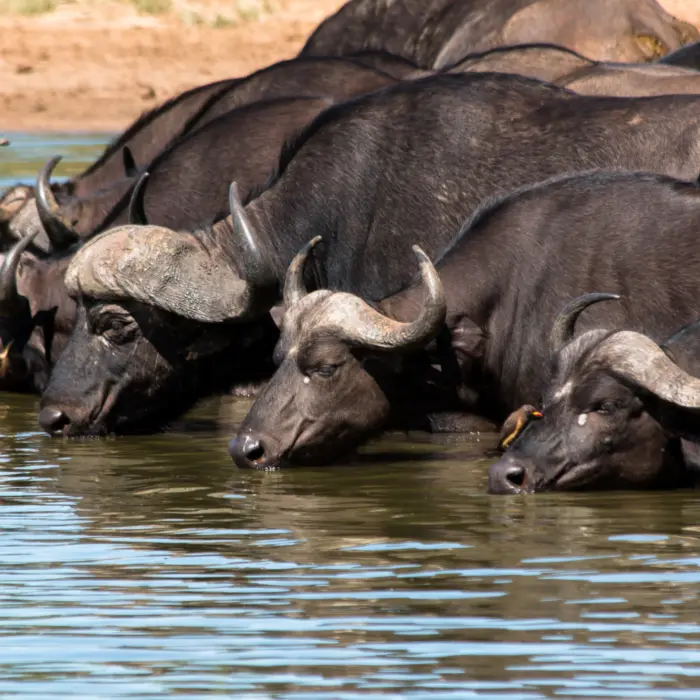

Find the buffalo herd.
[{"left": 4, "top": 0, "right": 700, "bottom": 494}]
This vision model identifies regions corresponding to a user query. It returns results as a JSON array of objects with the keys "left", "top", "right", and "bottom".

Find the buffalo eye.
[
  {"left": 95, "top": 313, "right": 137, "bottom": 344},
  {"left": 310, "top": 364, "right": 339, "bottom": 379},
  {"left": 595, "top": 400, "right": 620, "bottom": 415}
]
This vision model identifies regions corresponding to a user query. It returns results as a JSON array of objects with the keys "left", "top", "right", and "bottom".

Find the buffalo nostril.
[
  {"left": 244, "top": 439, "right": 265, "bottom": 462},
  {"left": 506, "top": 465, "right": 525, "bottom": 488},
  {"left": 38, "top": 406, "right": 69, "bottom": 435},
  {"left": 488, "top": 459, "right": 529, "bottom": 494},
  {"left": 228, "top": 433, "right": 268, "bottom": 467}
]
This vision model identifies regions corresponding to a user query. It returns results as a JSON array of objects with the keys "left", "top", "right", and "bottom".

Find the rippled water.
[{"left": 2, "top": 135, "right": 700, "bottom": 699}]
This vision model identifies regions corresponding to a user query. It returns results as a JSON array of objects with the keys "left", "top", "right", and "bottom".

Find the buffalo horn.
[
  {"left": 283, "top": 236, "right": 322, "bottom": 308},
  {"left": 0, "top": 229, "right": 38, "bottom": 314},
  {"left": 325, "top": 245, "right": 445, "bottom": 351},
  {"left": 550, "top": 292, "right": 620, "bottom": 355},
  {"left": 35, "top": 156, "right": 80, "bottom": 250},
  {"left": 228, "top": 182, "right": 276, "bottom": 290},
  {"left": 594, "top": 331, "right": 700, "bottom": 409},
  {"left": 128, "top": 172, "right": 149, "bottom": 225}
]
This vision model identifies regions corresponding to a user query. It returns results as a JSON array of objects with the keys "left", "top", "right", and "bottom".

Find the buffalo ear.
[
  {"left": 122, "top": 147, "right": 139, "bottom": 178},
  {"left": 447, "top": 314, "right": 485, "bottom": 364},
  {"left": 444, "top": 314, "right": 485, "bottom": 408},
  {"left": 268, "top": 305, "right": 285, "bottom": 329}
]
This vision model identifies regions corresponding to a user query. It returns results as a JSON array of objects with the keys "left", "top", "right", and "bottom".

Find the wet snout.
[
  {"left": 38, "top": 405, "right": 70, "bottom": 435},
  {"left": 229, "top": 428, "right": 284, "bottom": 470},
  {"left": 38, "top": 389, "right": 107, "bottom": 436},
  {"left": 488, "top": 455, "right": 533, "bottom": 494}
]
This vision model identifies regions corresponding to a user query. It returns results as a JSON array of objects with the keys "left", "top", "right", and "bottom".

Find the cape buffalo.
[
  {"left": 1, "top": 77, "right": 238, "bottom": 252},
  {"left": 229, "top": 171, "right": 700, "bottom": 470},
  {"left": 37, "top": 72, "right": 700, "bottom": 437},
  {"left": 489, "top": 296, "right": 700, "bottom": 494},
  {"left": 451, "top": 43, "right": 700, "bottom": 96},
  {"left": 3, "top": 56, "right": 398, "bottom": 254},
  {"left": 2, "top": 56, "right": 399, "bottom": 393},
  {"left": 0, "top": 96, "right": 337, "bottom": 394},
  {"left": 302, "top": 0, "right": 697, "bottom": 68},
  {"left": 488, "top": 297, "right": 700, "bottom": 494}
]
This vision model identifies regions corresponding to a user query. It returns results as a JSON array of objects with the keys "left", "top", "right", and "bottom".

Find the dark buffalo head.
[
  {"left": 0, "top": 227, "right": 85, "bottom": 393},
  {"left": 2, "top": 153, "right": 137, "bottom": 255},
  {"left": 0, "top": 231, "right": 44, "bottom": 390},
  {"left": 2, "top": 157, "right": 82, "bottom": 254},
  {"left": 489, "top": 294, "right": 700, "bottom": 494},
  {"left": 38, "top": 184, "right": 278, "bottom": 436},
  {"left": 229, "top": 238, "right": 446, "bottom": 469}
]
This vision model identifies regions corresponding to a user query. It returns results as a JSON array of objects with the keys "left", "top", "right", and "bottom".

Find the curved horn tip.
[
  {"left": 42, "top": 155, "right": 63, "bottom": 175},
  {"left": 411, "top": 245, "right": 432, "bottom": 263},
  {"left": 229, "top": 181, "right": 242, "bottom": 209},
  {"left": 37, "top": 155, "right": 63, "bottom": 199},
  {"left": 550, "top": 292, "right": 621, "bottom": 354},
  {"left": 128, "top": 171, "right": 150, "bottom": 226},
  {"left": 283, "top": 236, "right": 323, "bottom": 308},
  {"left": 35, "top": 155, "right": 80, "bottom": 250},
  {"left": 293, "top": 235, "right": 323, "bottom": 265}
]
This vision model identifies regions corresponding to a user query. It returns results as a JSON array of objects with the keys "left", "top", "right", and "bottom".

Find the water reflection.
[
  {"left": 2, "top": 135, "right": 700, "bottom": 698},
  {"left": 1, "top": 389, "right": 700, "bottom": 698},
  {"left": 0, "top": 132, "right": 109, "bottom": 186}
]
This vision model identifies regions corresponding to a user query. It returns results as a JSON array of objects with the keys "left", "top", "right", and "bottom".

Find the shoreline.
[
  {"left": 2, "top": 0, "right": 700, "bottom": 133},
  {"left": 0, "top": 0, "right": 344, "bottom": 132}
]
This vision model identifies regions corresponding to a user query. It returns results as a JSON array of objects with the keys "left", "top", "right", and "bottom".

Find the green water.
[{"left": 1, "top": 135, "right": 700, "bottom": 699}]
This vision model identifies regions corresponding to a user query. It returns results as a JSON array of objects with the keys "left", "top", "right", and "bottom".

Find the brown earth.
[
  {"left": 0, "top": 0, "right": 344, "bottom": 132},
  {"left": 1, "top": 0, "right": 699, "bottom": 133}
]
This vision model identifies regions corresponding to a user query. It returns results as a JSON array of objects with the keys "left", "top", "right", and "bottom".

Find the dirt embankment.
[
  {"left": 1, "top": 0, "right": 700, "bottom": 133},
  {"left": 0, "top": 0, "right": 344, "bottom": 131}
]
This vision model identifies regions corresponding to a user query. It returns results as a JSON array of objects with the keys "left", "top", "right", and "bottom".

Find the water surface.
[{"left": 1, "top": 135, "right": 700, "bottom": 699}]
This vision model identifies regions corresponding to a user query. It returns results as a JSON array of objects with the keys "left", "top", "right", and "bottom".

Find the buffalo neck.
[{"left": 378, "top": 229, "right": 529, "bottom": 421}]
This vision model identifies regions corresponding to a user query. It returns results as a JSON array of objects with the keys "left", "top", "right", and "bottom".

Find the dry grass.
[
  {"left": 0, "top": 0, "right": 273, "bottom": 24},
  {"left": 0, "top": 0, "right": 57, "bottom": 14}
]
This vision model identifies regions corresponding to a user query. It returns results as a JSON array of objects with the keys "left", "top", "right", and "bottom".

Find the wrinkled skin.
[
  {"left": 302, "top": 0, "right": 697, "bottom": 68},
  {"left": 488, "top": 328, "right": 700, "bottom": 494},
  {"left": 39, "top": 300, "right": 277, "bottom": 436}
]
